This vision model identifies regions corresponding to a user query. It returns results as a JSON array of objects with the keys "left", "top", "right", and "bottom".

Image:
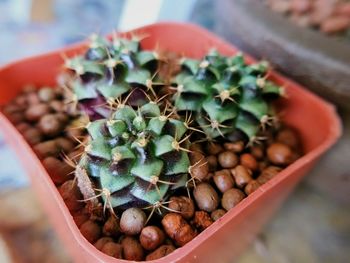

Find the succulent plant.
[
  {"left": 64, "top": 34, "right": 165, "bottom": 120},
  {"left": 75, "top": 101, "right": 191, "bottom": 211},
  {"left": 171, "top": 50, "right": 284, "bottom": 143}
]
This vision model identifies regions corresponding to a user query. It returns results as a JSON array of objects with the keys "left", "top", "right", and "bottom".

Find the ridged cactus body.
[
  {"left": 65, "top": 34, "right": 163, "bottom": 120},
  {"left": 172, "top": 50, "right": 283, "bottom": 142},
  {"left": 77, "top": 102, "right": 190, "bottom": 209}
]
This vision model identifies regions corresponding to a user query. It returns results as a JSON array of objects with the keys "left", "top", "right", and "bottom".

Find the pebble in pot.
[
  {"left": 211, "top": 209, "right": 226, "bottom": 221},
  {"left": 161, "top": 213, "right": 197, "bottom": 246},
  {"left": 231, "top": 165, "right": 252, "bottom": 188},
  {"left": 223, "top": 141, "right": 244, "bottom": 153},
  {"left": 101, "top": 242, "right": 122, "bottom": 259},
  {"left": 146, "top": 245, "right": 176, "bottom": 261},
  {"left": 38, "top": 114, "right": 64, "bottom": 137},
  {"left": 103, "top": 215, "right": 121, "bottom": 238},
  {"left": 140, "top": 226, "right": 165, "bottom": 251},
  {"left": 192, "top": 211, "right": 213, "bottom": 231},
  {"left": 189, "top": 152, "right": 210, "bottom": 181},
  {"left": 193, "top": 183, "right": 219, "bottom": 212},
  {"left": 240, "top": 153, "right": 258, "bottom": 171},
  {"left": 168, "top": 196, "right": 195, "bottom": 219},
  {"left": 213, "top": 169, "right": 235, "bottom": 193},
  {"left": 218, "top": 151, "right": 239, "bottom": 168},
  {"left": 221, "top": 188, "right": 245, "bottom": 211},
  {"left": 257, "top": 166, "right": 282, "bottom": 184},
  {"left": 58, "top": 179, "right": 83, "bottom": 212},
  {"left": 121, "top": 236, "right": 145, "bottom": 261},
  {"left": 120, "top": 208, "right": 146, "bottom": 235},
  {"left": 245, "top": 180, "right": 261, "bottom": 195},
  {"left": 79, "top": 220, "right": 102, "bottom": 243},
  {"left": 267, "top": 143, "right": 293, "bottom": 166},
  {"left": 94, "top": 237, "right": 114, "bottom": 250}
]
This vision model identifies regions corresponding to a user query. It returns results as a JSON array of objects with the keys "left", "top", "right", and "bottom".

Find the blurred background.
[{"left": 0, "top": 0, "right": 349, "bottom": 262}]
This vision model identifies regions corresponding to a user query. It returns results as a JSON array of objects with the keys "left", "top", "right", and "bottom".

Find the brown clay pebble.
[
  {"left": 72, "top": 211, "right": 89, "bottom": 228},
  {"left": 321, "top": 16, "right": 350, "bottom": 34},
  {"left": 22, "top": 128, "right": 43, "bottom": 146},
  {"left": 189, "top": 153, "right": 209, "bottom": 181},
  {"left": 223, "top": 141, "right": 244, "bottom": 153},
  {"left": 38, "top": 114, "right": 64, "bottom": 137},
  {"left": 240, "top": 153, "right": 258, "bottom": 171},
  {"left": 336, "top": 3, "right": 350, "bottom": 16},
  {"left": 168, "top": 196, "right": 195, "bottom": 219},
  {"left": 121, "top": 236, "right": 145, "bottom": 261},
  {"left": 193, "top": 183, "right": 219, "bottom": 212},
  {"left": 7, "top": 112, "right": 25, "bottom": 124},
  {"left": 211, "top": 209, "right": 226, "bottom": 221},
  {"left": 231, "top": 165, "right": 252, "bottom": 188},
  {"left": 50, "top": 100, "right": 64, "bottom": 112},
  {"left": 42, "top": 157, "right": 74, "bottom": 184},
  {"left": 213, "top": 169, "right": 235, "bottom": 193},
  {"left": 15, "top": 123, "right": 31, "bottom": 133},
  {"left": 192, "top": 211, "right": 213, "bottom": 231},
  {"left": 54, "top": 113, "right": 70, "bottom": 123},
  {"left": 33, "top": 140, "right": 59, "bottom": 159},
  {"left": 206, "top": 155, "right": 218, "bottom": 172},
  {"left": 206, "top": 142, "right": 223, "bottom": 155},
  {"left": 14, "top": 95, "right": 28, "bottom": 107},
  {"left": 276, "top": 128, "right": 300, "bottom": 149},
  {"left": 250, "top": 145, "right": 264, "bottom": 160},
  {"left": 79, "top": 220, "right": 101, "bottom": 243},
  {"left": 3, "top": 104, "right": 22, "bottom": 115},
  {"left": 189, "top": 143, "right": 203, "bottom": 154},
  {"left": 290, "top": 0, "right": 311, "bottom": 14},
  {"left": 58, "top": 180, "right": 83, "bottom": 212},
  {"left": 103, "top": 216, "right": 121, "bottom": 238},
  {"left": 25, "top": 103, "right": 51, "bottom": 122},
  {"left": 221, "top": 188, "right": 245, "bottom": 211},
  {"left": 259, "top": 161, "right": 269, "bottom": 171},
  {"left": 27, "top": 92, "right": 40, "bottom": 105},
  {"left": 218, "top": 151, "right": 238, "bottom": 168},
  {"left": 161, "top": 213, "right": 196, "bottom": 247},
  {"left": 257, "top": 166, "right": 282, "bottom": 185},
  {"left": 94, "top": 237, "right": 114, "bottom": 250},
  {"left": 269, "top": 0, "right": 291, "bottom": 13},
  {"left": 140, "top": 226, "right": 165, "bottom": 251},
  {"left": 245, "top": 180, "right": 261, "bottom": 195},
  {"left": 120, "top": 208, "right": 146, "bottom": 235},
  {"left": 55, "top": 137, "right": 75, "bottom": 153},
  {"left": 267, "top": 143, "right": 293, "bottom": 166},
  {"left": 101, "top": 242, "right": 122, "bottom": 259},
  {"left": 38, "top": 88, "right": 56, "bottom": 102},
  {"left": 23, "top": 85, "right": 36, "bottom": 93},
  {"left": 146, "top": 245, "right": 176, "bottom": 261}
]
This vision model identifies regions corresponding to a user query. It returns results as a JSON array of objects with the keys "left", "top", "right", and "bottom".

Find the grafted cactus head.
[{"left": 64, "top": 34, "right": 166, "bottom": 120}]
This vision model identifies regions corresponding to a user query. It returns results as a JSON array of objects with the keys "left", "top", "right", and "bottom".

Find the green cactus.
[
  {"left": 76, "top": 101, "right": 191, "bottom": 210},
  {"left": 172, "top": 50, "right": 283, "bottom": 143},
  {"left": 64, "top": 34, "right": 165, "bottom": 120}
]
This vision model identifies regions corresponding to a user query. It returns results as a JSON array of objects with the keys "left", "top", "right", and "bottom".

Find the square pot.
[{"left": 0, "top": 22, "right": 341, "bottom": 262}]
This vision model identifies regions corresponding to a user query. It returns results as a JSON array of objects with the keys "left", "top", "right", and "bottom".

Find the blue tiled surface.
[{"left": 0, "top": 133, "right": 29, "bottom": 190}]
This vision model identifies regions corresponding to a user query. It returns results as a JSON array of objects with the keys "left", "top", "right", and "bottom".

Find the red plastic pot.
[{"left": 0, "top": 23, "right": 341, "bottom": 263}]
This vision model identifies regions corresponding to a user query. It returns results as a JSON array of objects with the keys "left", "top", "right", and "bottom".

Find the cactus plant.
[
  {"left": 64, "top": 34, "right": 165, "bottom": 120},
  {"left": 171, "top": 50, "right": 284, "bottom": 143},
  {"left": 75, "top": 101, "right": 191, "bottom": 211}
]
